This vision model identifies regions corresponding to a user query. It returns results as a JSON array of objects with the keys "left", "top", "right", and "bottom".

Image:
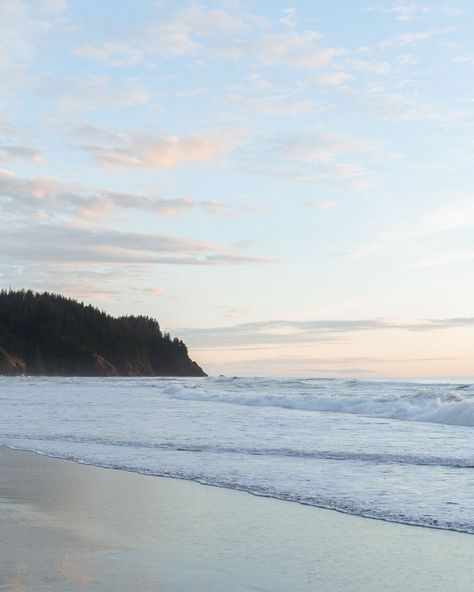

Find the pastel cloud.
[
  {"left": 0, "top": 145, "right": 45, "bottom": 163},
  {"left": 0, "top": 169, "right": 197, "bottom": 222},
  {"left": 353, "top": 84, "right": 472, "bottom": 124},
  {"left": 0, "top": 224, "right": 276, "bottom": 267},
  {"left": 256, "top": 32, "right": 342, "bottom": 68},
  {"left": 57, "top": 76, "right": 152, "bottom": 111},
  {"left": 74, "top": 42, "right": 144, "bottom": 67},
  {"left": 0, "top": 169, "right": 268, "bottom": 224},
  {"left": 368, "top": 2, "right": 430, "bottom": 22},
  {"left": 76, "top": 192, "right": 195, "bottom": 221},
  {"left": 74, "top": 7, "right": 342, "bottom": 71},
  {"left": 0, "top": 169, "right": 66, "bottom": 203},
  {"left": 75, "top": 5, "right": 249, "bottom": 65},
  {"left": 37, "top": 0, "right": 68, "bottom": 14},
  {"left": 219, "top": 31, "right": 344, "bottom": 70},
  {"left": 226, "top": 95, "right": 316, "bottom": 116},
  {"left": 378, "top": 26, "right": 456, "bottom": 49},
  {"left": 241, "top": 204, "right": 267, "bottom": 215},
  {"left": 317, "top": 71, "right": 352, "bottom": 87},
  {"left": 164, "top": 5, "right": 248, "bottom": 38},
  {"left": 269, "top": 130, "right": 375, "bottom": 162},
  {"left": 345, "top": 58, "right": 391, "bottom": 74},
  {"left": 81, "top": 130, "right": 239, "bottom": 170},
  {"left": 178, "top": 317, "right": 474, "bottom": 348},
  {"left": 201, "top": 200, "right": 233, "bottom": 217},
  {"left": 240, "top": 128, "right": 377, "bottom": 189},
  {"left": 305, "top": 200, "right": 337, "bottom": 209},
  {"left": 0, "top": 0, "right": 46, "bottom": 92}
]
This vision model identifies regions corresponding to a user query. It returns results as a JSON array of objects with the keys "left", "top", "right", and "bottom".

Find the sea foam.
[{"left": 162, "top": 381, "right": 474, "bottom": 427}]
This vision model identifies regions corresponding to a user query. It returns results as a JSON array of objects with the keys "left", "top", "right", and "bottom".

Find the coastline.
[{"left": 1, "top": 447, "right": 473, "bottom": 591}]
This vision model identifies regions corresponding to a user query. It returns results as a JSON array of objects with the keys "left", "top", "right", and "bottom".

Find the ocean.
[{"left": 1, "top": 376, "right": 473, "bottom": 534}]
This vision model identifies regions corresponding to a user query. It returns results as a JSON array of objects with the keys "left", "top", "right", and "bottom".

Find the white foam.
[{"left": 163, "top": 384, "right": 474, "bottom": 427}]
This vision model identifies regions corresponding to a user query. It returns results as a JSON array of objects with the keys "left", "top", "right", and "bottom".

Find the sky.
[{"left": 1, "top": 0, "right": 474, "bottom": 378}]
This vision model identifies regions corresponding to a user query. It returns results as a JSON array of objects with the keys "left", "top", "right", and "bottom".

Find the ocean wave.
[{"left": 162, "top": 384, "right": 474, "bottom": 426}]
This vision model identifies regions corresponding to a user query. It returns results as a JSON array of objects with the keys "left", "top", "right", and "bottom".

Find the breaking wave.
[{"left": 162, "top": 383, "right": 474, "bottom": 427}]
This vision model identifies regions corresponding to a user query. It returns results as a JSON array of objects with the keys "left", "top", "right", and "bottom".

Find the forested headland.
[{"left": 0, "top": 290, "right": 206, "bottom": 377}]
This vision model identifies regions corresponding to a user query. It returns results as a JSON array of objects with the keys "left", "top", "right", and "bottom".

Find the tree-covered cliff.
[{"left": 0, "top": 290, "right": 206, "bottom": 377}]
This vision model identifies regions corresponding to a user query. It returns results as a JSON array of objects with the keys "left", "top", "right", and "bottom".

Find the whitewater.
[{"left": 1, "top": 376, "right": 474, "bottom": 534}]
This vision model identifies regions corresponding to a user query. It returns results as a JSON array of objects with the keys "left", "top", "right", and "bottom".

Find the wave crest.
[{"left": 162, "top": 384, "right": 474, "bottom": 427}]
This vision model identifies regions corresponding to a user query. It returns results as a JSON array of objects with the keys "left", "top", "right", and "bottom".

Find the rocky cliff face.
[
  {"left": 0, "top": 290, "right": 207, "bottom": 377},
  {"left": 0, "top": 345, "right": 206, "bottom": 377},
  {"left": 0, "top": 348, "right": 26, "bottom": 375}
]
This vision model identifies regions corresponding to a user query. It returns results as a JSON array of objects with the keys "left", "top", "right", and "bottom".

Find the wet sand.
[{"left": 0, "top": 447, "right": 473, "bottom": 591}]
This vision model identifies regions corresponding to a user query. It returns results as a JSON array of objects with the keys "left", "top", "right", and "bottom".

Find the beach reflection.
[{"left": 55, "top": 548, "right": 94, "bottom": 591}]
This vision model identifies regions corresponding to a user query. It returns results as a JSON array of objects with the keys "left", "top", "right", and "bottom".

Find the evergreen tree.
[{"left": 0, "top": 290, "right": 206, "bottom": 377}]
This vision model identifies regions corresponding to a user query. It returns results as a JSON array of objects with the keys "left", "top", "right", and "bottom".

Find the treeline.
[{"left": 0, "top": 290, "right": 206, "bottom": 377}]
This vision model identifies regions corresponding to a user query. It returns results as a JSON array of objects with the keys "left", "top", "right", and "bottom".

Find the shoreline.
[
  {"left": 3, "top": 444, "right": 472, "bottom": 536},
  {"left": 1, "top": 447, "right": 473, "bottom": 591}
]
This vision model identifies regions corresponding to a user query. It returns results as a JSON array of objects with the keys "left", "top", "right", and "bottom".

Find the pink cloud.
[{"left": 83, "top": 131, "right": 239, "bottom": 170}]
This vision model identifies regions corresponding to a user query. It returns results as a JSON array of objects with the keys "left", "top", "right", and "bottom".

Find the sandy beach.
[{"left": 0, "top": 447, "right": 472, "bottom": 591}]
